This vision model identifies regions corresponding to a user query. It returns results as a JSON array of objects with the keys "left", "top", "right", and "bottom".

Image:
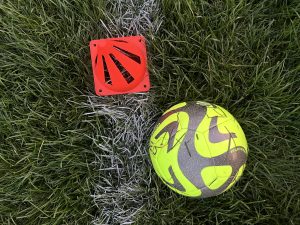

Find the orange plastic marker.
[{"left": 90, "top": 36, "right": 150, "bottom": 96}]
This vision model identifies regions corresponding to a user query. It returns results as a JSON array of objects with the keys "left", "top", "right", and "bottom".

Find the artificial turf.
[{"left": 1, "top": 0, "right": 300, "bottom": 224}]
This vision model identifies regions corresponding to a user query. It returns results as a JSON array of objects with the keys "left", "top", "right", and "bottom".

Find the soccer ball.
[{"left": 149, "top": 101, "right": 248, "bottom": 198}]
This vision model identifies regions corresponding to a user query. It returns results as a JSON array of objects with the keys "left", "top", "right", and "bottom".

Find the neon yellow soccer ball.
[{"left": 149, "top": 101, "right": 248, "bottom": 198}]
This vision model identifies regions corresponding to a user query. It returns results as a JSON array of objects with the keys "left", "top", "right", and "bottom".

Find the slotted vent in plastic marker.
[{"left": 90, "top": 36, "right": 150, "bottom": 96}]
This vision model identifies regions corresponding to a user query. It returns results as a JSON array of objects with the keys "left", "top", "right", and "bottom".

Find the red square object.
[{"left": 89, "top": 36, "right": 150, "bottom": 96}]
